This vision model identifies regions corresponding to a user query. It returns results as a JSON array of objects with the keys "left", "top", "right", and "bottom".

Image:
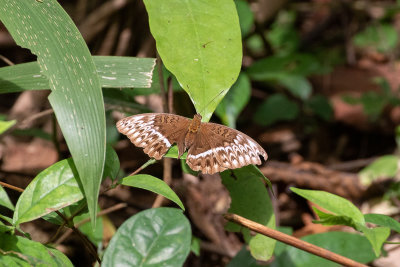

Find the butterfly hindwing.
[{"left": 116, "top": 113, "right": 190, "bottom": 160}]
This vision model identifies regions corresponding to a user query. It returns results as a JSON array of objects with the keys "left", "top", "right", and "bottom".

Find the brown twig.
[
  {"left": 0, "top": 109, "right": 54, "bottom": 139},
  {"left": 224, "top": 213, "right": 368, "bottom": 267},
  {"left": 152, "top": 64, "right": 173, "bottom": 208},
  {"left": 55, "top": 210, "right": 101, "bottom": 264},
  {"left": 0, "top": 181, "right": 24, "bottom": 193},
  {"left": 53, "top": 203, "right": 127, "bottom": 246},
  {"left": 156, "top": 53, "right": 168, "bottom": 113}
]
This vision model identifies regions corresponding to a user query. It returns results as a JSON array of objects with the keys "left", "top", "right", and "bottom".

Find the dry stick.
[
  {"left": 224, "top": 213, "right": 368, "bottom": 267},
  {"left": 156, "top": 53, "right": 168, "bottom": 113},
  {"left": 0, "top": 181, "right": 24, "bottom": 193},
  {"left": 152, "top": 73, "right": 174, "bottom": 209},
  {"left": 0, "top": 108, "right": 54, "bottom": 139}
]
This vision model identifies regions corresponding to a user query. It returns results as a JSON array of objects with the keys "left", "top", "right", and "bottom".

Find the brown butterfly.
[{"left": 116, "top": 113, "right": 267, "bottom": 174}]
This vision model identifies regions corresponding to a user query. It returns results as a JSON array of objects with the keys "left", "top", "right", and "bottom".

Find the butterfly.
[{"left": 116, "top": 113, "right": 267, "bottom": 174}]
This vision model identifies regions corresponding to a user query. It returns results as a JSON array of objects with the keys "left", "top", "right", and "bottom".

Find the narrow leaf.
[
  {"left": 365, "top": 213, "right": 400, "bottom": 234},
  {"left": 0, "top": 0, "right": 106, "bottom": 225},
  {"left": 121, "top": 175, "right": 184, "bottom": 210},
  {"left": 0, "top": 57, "right": 156, "bottom": 93}
]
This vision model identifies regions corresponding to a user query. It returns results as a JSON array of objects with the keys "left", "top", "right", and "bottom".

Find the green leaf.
[
  {"left": 360, "top": 91, "right": 387, "bottom": 119},
  {"left": 277, "top": 74, "right": 312, "bottom": 100},
  {"left": 0, "top": 186, "right": 14, "bottom": 211},
  {"left": 273, "top": 232, "right": 376, "bottom": 266},
  {"left": 253, "top": 94, "right": 299, "bottom": 126},
  {"left": 120, "top": 175, "right": 184, "bottom": 210},
  {"left": 0, "top": 233, "right": 73, "bottom": 267},
  {"left": 227, "top": 246, "right": 261, "bottom": 267},
  {"left": 305, "top": 95, "right": 333, "bottom": 121},
  {"left": 360, "top": 226, "right": 390, "bottom": 256},
  {"left": 0, "top": 120, "right": 16, "bottom": 134},
  {"left": 291, "top": 188, "right": 365, "bottom": 225},
  {"left": 143, "top": 0, "right": 242, "bottom": 121},
  {"left": 1, "top": 0, "right": 106, "bottom": 226},
  {"left": 235, "top": 0, "right": 254, "bottom": 37},
  {"left": 0, "top": 57, "right": 156, "bottom": 93},
  {"left": 191, "top": 236, "right": 201, "bottom": 256},
  {"left": 103, "top": 145, "right": 120, "bottom": 181},
  {"left": 353, "top": 23, "right": 398, "bottom": 53},
  {"left": 359, "top": 155, "right": 398, "bottom": 185},
  {"left": 164, "top": 145, "right": 187, "bottom": 159},
  {"left": 313, "top": 207, "right": 358, "bottom": 229},
  {"left": 221, "top": 165, "right": 276, "bottom": 261},
  {"left": 102, "top": 208, "right": 191, "bottom": 267},
  {"left": 74, "top": 209, "right": 103, "bottom": 245},
  {"left": 215, "top": 73, "right": 251, "bottom": 128},
  {"left": 13, "top": 159, "right": 84, "bottom": 225},
  {"left": 365, "top": 213, "right": 400, "bottom": 234}
]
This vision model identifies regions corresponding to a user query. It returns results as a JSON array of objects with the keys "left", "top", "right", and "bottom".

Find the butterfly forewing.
[
  {"left": 116, "top": 113, "right": 190, "bottom": 160},
  {"left": 185, "top": 122, "right": 268, "bottom": 174}
]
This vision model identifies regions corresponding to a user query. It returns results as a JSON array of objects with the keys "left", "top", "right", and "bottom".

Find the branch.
[{"left": 224, "top": 213, "right": 368, "bottom": 267}]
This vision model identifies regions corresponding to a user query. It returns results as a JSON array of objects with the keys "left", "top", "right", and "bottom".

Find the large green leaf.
[
  {"left": 272, "top": 232, "right": 376, "bottom": 267},
  {"left": 0, "top": 0, "right": 105, "bottom": 224},
  {"left": 102, "top": 208, "right": 191, "bottom": 267},
  {"left": 143, "top": 0, "right": 242, "bottom": 121},
  {"left": 215, "top": 73, "right": 251, "bottom": 128},
  {"left": 0, "top": 233, "right": 73, "bottom": 267},
  {"left": 221, "top": 165, "right": 275, "bottom": 261},
  {"left": 13, "top": 159, "right": 84, "bottom": 225},
  {"left": 121, "top": 175, "right": 184, "bottom": 210},
  {"left": 0, "top": 57, "right": 156, "bottom": 93}
]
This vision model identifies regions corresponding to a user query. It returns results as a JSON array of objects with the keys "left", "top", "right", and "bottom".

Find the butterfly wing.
[
  {"left": 116, "top": 113, "right": 190, "bottom": 160},
  {"left": 186, "top": 122, "right": 267, "bottom": 174}
]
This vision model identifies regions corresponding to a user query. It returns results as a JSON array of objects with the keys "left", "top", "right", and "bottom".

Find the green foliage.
[
  {"left": 13, "top": 159, "right": 84, "bottom": 226},
  {"left": 305, "top": 95, "right": 333, "bottom": 121},
  {"left": 0, "top": 233, "right": 73, "bottom": 266},
  {"left": 0, "top": 119, "right": 15, "bottom": 134},
  {"left": 120, "top": 175, "right": 185, "bottom": 210},
  {"left": 143, "top": 0, "right": 242, "bottom": 121},
  {"left": 0, "top": 57, "right": 155, "bottom": 93},
  {"left": 102, "top": 208, "right": 191, "bottom": 267},
  {"left": 215, "top": 73, "right": 251, "bottom": 128},
  {"left": 353, "top": 23, "right": 398, "bottom": 53},
  {"left": 0, "top": 0, "right": 106, "bottom": 225},
  {"left": 342, "top": 78, "right": 400, "bottom": 120},
  {"left": 221, "top": 165, "right": 275, "bottom": 261},
  {"left": 291, "top": 188, "right": 391, "bottom": 256},
  {"left": 359, "top": 155, "right": 398, "bottom": 185},
  {"left": 272, "top": 232, "right": 377, "bottom": 266},
  {"left": 253, "top": 93, "right": 299, "bottom": 126},
  {"left": 235, "top": 0, "right": 254, "bottom": 37},
  {"left": 0, "top": 186, "right": 14, "bottom": 211}
]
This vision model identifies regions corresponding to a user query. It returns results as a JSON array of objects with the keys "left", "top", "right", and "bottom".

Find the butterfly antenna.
[{"left": 197, "top": 89, "right": 229, "bottom": 115}]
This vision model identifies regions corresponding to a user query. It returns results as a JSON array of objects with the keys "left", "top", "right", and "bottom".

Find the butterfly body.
[{"left": 117, "top": 113, "right": 267, "bottom": 174}]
